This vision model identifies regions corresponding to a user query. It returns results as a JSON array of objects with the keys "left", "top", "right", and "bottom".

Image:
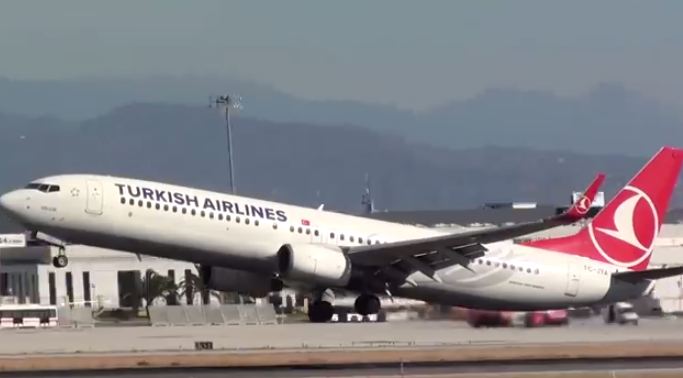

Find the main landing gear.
[
  {"left": 308, "top": 289, "right": 335, "bottom": 323},
  {"left": 354, "top": 294, "right": 381, "bottom": 316},
  {"left": 306, "top": 290, "right": 382, "bottom": 323}
]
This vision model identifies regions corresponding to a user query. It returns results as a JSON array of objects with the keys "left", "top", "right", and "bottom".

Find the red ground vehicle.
[
  {"left": 466, "top": 309, "right": 515, "bottom": 328},
  {"left": 466, "top": 309, "right": 569, "bottom": 328},
  {"left": 523, "top": 309, "right": 569, "bottom": 327}
]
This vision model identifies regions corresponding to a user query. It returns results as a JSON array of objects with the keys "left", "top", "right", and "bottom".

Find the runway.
[
  {"left": 0, "top": 317, "right": 682, "bottom": 355},
  {"left": 3, "top": 357, "right": 683, "bottom": 377}
]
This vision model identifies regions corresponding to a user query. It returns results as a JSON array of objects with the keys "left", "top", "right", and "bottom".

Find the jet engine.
[
  {"left": 200, "top": 266, "right": 283, "bottom": 298},
  {"left": 276, "top": 244, "right": 352, "bottom": 287}
]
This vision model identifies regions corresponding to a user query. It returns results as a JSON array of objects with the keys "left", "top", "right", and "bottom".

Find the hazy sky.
[{"left": 1, "top": 0, "right": 682, "bottom": 110}]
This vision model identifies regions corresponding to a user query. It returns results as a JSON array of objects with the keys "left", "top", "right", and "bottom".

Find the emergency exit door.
[{"left": 565, "top": 263, "right": 581, "bottom": 297}]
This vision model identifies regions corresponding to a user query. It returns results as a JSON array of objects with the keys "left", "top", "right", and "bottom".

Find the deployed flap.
[
  {"left": 347, "top": 173, "right": 605, "bottom": 267},
  {"left": 613, "top": 266, "right": 683, "bottom": 283}
]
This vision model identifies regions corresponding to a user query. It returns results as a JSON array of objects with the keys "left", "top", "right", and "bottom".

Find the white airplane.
[{"left": 0, "top": 146, "right": 681, "bottom": 324}]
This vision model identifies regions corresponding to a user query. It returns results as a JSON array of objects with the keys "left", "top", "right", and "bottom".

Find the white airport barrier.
[{"left": 148, "top": 304, "right": 278, "bottom": 326}]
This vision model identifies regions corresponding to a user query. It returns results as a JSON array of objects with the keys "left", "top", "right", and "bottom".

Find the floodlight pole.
[
  {"left": 210, "top": 95, "right": 242, "bottom": 194},
  {"left": 224, "top": 104, "right": 236, "bottom": 194}
]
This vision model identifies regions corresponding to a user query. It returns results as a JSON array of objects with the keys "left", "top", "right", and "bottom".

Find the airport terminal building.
[{"left": 3, "top": 201, "right": 683, "bottom": 313}]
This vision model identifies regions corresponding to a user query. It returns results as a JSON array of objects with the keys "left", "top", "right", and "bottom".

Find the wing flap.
[{"left": 613, "top": 266, "right": 683, "bottom": 283}]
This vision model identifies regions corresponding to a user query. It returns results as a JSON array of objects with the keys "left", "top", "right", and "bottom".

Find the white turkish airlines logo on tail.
[
  {"left": 575, "top": 195, "right": 591, "bottom": 215},
  {"left": 587, "top": 186, "right": 659, "bottom": 268}
]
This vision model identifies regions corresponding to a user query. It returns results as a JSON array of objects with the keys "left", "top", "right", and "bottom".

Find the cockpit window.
[{"left": 24, "top": 183, "right": 60, "bottom": 193}]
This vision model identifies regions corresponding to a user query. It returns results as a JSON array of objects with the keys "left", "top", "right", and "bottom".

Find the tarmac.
[{"left": 1, "top": 317, "right": 682, "bottom": 356}]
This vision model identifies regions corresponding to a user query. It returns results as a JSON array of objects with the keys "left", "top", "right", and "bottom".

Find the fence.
[
  {"left": 57, "top": 306, "right": 97, "bottom": 328},
  {"left": 147, "top": 304, "right": 278, "bottom": 326}
]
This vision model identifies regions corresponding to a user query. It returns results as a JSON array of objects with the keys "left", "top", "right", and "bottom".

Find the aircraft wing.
[
  {"left": 345, "top": 174, "right": 605, "bottom": 280},
  {"left": 612, "top": 266, "right": 683, "bottom": 283}
]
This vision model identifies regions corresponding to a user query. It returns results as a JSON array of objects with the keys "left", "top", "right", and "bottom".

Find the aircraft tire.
[
  {"left": 308, "top": 301, "right": 334, "bottom": 323},
  {"left": 354, "top": 294, "right": 381, "bottom": 316},
  {"left": 52, "top": 255, "right": 69, "bottom": 268}
]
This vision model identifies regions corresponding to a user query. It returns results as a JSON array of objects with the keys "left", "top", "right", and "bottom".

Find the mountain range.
[
  {"left": 1, "top": 76, "right": 681, "bottom": 156},
  {"left": 0, "top": 101, "right": 676, "bottom": 213}
]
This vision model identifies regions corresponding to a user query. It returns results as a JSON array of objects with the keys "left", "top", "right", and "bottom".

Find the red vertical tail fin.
[{"left": 525, "top": 146, "right": 683, "bottom": 271}]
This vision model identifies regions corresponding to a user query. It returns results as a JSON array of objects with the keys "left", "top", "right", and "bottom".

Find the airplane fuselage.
[{"left": 0, "top": 175, "right": 650, "bottom": 311}]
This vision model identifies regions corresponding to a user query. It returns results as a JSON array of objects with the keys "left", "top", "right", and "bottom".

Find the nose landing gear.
[{"left": 52, "top": 247, "right": 69, "bottom": 268}]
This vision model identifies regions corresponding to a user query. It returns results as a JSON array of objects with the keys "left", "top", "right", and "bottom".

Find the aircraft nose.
[{"left": 0, "top": 190, "right": 22, "bottom": 215}]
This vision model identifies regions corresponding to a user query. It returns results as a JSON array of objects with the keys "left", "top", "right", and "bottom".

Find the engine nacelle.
[
  {"left": 276, "top": 244, "right": 352, "bottom": 287},
  {"left": 200, "top": 266, "right": 284, "bottom": 298}
]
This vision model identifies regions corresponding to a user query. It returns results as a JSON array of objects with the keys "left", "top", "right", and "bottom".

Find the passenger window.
[
  {"left": 534, "top": 268, "right": 540, "bottom": 275},
  {"left": 526, "top": 268, "right": 531, "bottom": 273},
  {"left": 128, "top": 199, "right": 134, "bottom": 205},
  {"left": 510, "top": 264, "right": 514, "bottom": 270},
  {"left": 375, "top": 240, "right": 380, "bottom": 244},
  {"left": 191, "top": 209, "right": 196, "bottom": 216},
  {"left": 182, "top": 208, "right": 187, "bottom": 214},
  {"left": 155, "top": 203, "right": 160, "bottom": 210},
  {"left": 225, "top": 214, "right": 231, "bottom": 221},
  {"left": 138, "top": 200, "right": 143, "bottom": 207},
  {"left": 245, "top": 218, "right": 250, "bottom": 225},
  {"left": 367, "top": 239, "right": 372, "bottom": 245},
  {"left": 235, "top": 217, "right": 241, "bottom": 223},
  {"left": 358, "top": 237, "right": 363, "bottom": 244},
  {"left": 340, "top": 234, "right": 345, "bottom": 241},
  {"left": 163, "top": 204, "right": 169, "bottom": 211},
  {"left": 255, "top": 220, "right": 259, "bottom": 226},
  {"left": 290, "top": 226, "right": 295, "bottom": 232},
  {"left": 314, "top": 230, "right": 319, "bottom": 236},
  {"left": 120, "top": 198, "right": 125, "bottom": 204},
  {"left": 47, "top": 185, "right": 60, "bottom": 193},
  {"left": 200, "top": 211, "right": 205, "bottom": 217},
  {"left": 350, "top": 236, "right": 355, "bottom": 242},
  {"left": 147, "top": 202, "right": 152, "bottom": 208},
  {"left": 297, "top": 227, "right": 302, "bottom": 233},
  {"left": 273, "top": 223, "right": 278, "bottom": 229},
  {"left": 209, "top": 212, "right": 214, "bottom": 219},
  {"left": 218, "top": 214, "right": 223, "bottom": 220},
  {"left": 330, "top": 232, "right": 335, "bottom": 238},
  {"left": 172, "top": 206, "right": 177, "bottom": 213},
  {"left": 486, "top": 261, "right": 491, "bottom": 266},
  {"left": 305, "top": 228, "right": 310, "bottom": 235}
]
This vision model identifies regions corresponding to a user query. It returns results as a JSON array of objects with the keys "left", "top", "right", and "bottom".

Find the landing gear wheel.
[
  {"left": 308, "top": 301, "right": 334, "bottom": 323},
  {"left": 52, "top": 255, "right": 68, "bottom": 268},
  {"left": 354, "top": 294, "right": 381, "bottom": 316}
]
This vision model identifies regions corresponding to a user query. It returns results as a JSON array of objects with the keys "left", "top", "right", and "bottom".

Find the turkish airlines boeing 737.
[{"left": 0, "top": 146, "right": 681, "bottom": 323}]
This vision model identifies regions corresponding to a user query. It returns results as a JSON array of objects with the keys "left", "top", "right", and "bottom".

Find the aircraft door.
[
  {"left": 85, "top": 179, "right": 104, "bottom": 215},
  {"left": 564, "top": 263, "right": 581, "bottom": 297}
]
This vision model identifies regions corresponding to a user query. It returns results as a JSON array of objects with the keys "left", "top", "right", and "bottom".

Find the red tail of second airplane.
[{"left": 524, "top": 146, "right": 683, "bottom": 271}]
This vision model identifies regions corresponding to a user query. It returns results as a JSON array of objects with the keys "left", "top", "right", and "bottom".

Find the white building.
[{"left": 0, "top": 241, "right": 202, "bottom": 308}]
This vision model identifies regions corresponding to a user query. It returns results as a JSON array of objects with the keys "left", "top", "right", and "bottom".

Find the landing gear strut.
[
  {"left": 354, "top": 294, "right": 381, "bottom": 316},
  {"left": 52, "top": 247, "right": 69, "bottom": 268}
]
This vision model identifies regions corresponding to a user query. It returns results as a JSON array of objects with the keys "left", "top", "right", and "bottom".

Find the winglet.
[{"left": 561, "top": 173, "right": 606, "bottom": 221}]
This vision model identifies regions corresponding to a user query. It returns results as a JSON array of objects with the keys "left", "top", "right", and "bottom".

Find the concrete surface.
[{"left": 0, "top": 318, "right": 682, "bottom": 355}]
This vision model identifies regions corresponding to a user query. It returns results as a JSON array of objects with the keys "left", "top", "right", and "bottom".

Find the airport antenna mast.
[{"left": 209, "top": 94, "right": 243, "bottom": 194}]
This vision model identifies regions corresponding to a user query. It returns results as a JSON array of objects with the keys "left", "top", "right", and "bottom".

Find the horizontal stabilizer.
[{"left": 613, "top": 266, "right": 683, "bottom": 283}]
